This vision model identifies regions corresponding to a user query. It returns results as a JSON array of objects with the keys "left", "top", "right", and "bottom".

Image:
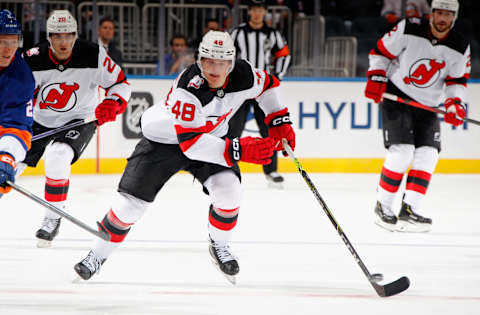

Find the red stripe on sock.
[
  {"left": 46, "top": 177, "right": 69, "bottom": 186},
  {"left": 45, "top": 177, "right": 69, "bottom": 202},
  {"left": 208, "top": 215, "right": 237, "bottom": 231},
  {"left": 212, "top": 206, "right": 239, "bottom": 217},
  {"left": 379, "top": 179, "right": 400, "bottom": 193},
  {"left": 99, "top": 221, "right": 128, "bottom": 243},
  {"left": 382, "top": 167, "right": 404, "bottom": 180},
  {"left": 406, "top": 182, "right": 427, "bottom": 194},
  {"left": 407, "top": 169, "right": 432, "bottom": 181},
  {"left": 45, "top": 192, "right": 68, "bottom": 202},
  {"left": 107, "top": 209, "right": 133, "bottom": 229}
]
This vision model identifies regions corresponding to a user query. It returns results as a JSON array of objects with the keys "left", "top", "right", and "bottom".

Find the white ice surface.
[{"left": 0, "top": 173, "right": 479, "bottom": 314}]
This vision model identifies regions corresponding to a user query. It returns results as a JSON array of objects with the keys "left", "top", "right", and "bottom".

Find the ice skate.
[
  {"left": 374, "top": 201, "right": 397, "bottom": 231},
  {"left": 74, "top": 250, "right": 106, "bottom": 281},
  {"left": 396, "top": 202, "right": 432, "bottom": 233},
  {"left": 35, "top": 217, "right": 61, "bottom": 248},
  {"left": 265, "top": 171, "right": 284, "bottom": 189},
  {"left": 209, "top": 238, "right": 239, "bottom": 285}
]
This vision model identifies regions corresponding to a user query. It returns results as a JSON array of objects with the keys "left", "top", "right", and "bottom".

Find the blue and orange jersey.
[{"left": 0, "top": 50, "right": 35, "bottom": 161}]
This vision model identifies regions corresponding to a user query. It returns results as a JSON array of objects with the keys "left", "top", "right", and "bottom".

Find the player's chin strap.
[
  {"left": 32, "top": 117, "right": 98, "bottom": 142},
  {"left": 6, "top": 180, "right": 110, "bottom": 241},
  {"left": 282, "top": 139, "right": 410, "bottom": 297},
  {"left": 382, "top": 93, "right": 480, "bottom": 126}
]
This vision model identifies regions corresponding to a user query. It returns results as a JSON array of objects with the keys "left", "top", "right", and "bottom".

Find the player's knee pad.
[
  {"left": 204, "top": 170, "right": 241, "bottom": 210},
  {"left": 44, "top": 142, "right": 74, "bottom": 179},
  {"left": 111, "top": 192, "right": 151, "bottom": 225},
  {"left": 384, "top": 144, "right": 415, "bottom": 173},
  {"left": 411, "top": 146, "right": 439, "bottom": 173},
  {"left": 100, "top": 193, "right": 151, "bottom": 243}
]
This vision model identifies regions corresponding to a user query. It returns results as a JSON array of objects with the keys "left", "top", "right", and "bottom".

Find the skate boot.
[
  {"left": 209, "top": 238, "right": 239, "bottom": 285},
  {"left": 396, "top": 201, "right": 432, "bottom": 233},
  {"left": 374, "top": 201, "right": 397, "bottom": 231},
  {"left": 266, "top": 171, "right": 284, "bottom": 189},
  {"left": 74, "top": 250, "right": 106, "bottom": 281},
  {"left": 36, "top": 217, "right": 61, "bottom": 248}
]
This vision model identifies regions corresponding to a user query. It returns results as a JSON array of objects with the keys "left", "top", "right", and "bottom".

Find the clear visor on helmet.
[{"left": 0, "top": 37, "right": 19, "bottom": 49}]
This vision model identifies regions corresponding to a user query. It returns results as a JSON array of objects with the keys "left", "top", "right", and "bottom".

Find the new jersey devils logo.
[
  {"left": 39, "top": 82, "right": 80, "bottom": 112},
  {"left": 187, "top": 75, "right": 204, "bottom": 89},
  {"left": 403, "top": 59, "right": 446, "bottom": 88}
]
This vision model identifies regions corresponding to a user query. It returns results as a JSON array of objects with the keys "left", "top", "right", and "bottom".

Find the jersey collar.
[
  {"left": 48, "top": 47, "right": 73, "bottom": 70},
  {"left": 428, "top": 24, "right": 451, "bottom": 44},
  {"left": 209, "top": 75, "right": 230, "bottom": 98}
]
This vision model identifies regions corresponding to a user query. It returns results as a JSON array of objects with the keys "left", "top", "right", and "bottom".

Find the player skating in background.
[
  {"left": 365, "top": 0, "right": 470, "bottom": 232},
  {"left": 0, "top": 10, "right": 35, "bottom": 199},
  {"left": 20, "top": 10, "right": 131, "bottom": 247},
  {"left": 73, "top": 31, "right": 295, "bottom": 284},
  {"left": 229, "top": 0, "right": 291, "bottom": 189}
]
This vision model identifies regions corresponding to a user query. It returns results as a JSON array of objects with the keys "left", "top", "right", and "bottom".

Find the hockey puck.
[{"left": 371, "top": 273, "right": 384, "bottom": 282}]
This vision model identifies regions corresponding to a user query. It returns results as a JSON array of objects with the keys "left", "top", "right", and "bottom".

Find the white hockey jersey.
[
  {"left": 368, "top": 18, "right": 470, "bottom": 107},
  {"left": 141, "top": 60, "right": 285, "bottom": 167},
  {"left": 23, "top": 39, "right": 131, "bottom": 128}
]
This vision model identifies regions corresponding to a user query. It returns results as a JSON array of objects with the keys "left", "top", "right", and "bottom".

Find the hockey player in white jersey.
[
  {"left": 20, "top": 10, "right": 131, "bottom": 247},
  {"left": 74, "top": 31, "right": 296, "bottom": 283},
  {"left": 365, "top": 0, "right": 470, "bottom": 232}
]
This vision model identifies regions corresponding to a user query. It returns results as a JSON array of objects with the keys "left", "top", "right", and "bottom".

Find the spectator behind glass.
[
  {"left": 382, "top": 0, "right": 431, "bottom": 26},
  {"left": 192, "top": 18, "right": 221, "bottom": 53},
  {"left": 205, "top": 19, "right": 221, "bottom": 33},
  {"left": 98, "top": 16, "right": 123, "bottom": 66},
  {"left": 265, "top": 0, "right": 299, "bottom": 26},
  {"left": 156, "top": 34, "right": 194, "bottom": 76}
]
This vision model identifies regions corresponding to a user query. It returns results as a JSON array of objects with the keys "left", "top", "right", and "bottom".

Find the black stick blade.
[{"left": 373, "top": 276, "right": 410, "bottom": 297}]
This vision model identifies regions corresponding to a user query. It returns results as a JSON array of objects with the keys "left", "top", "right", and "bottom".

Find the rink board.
[{"left": 24, "top": 78, "right": 480, "bottom": 174}]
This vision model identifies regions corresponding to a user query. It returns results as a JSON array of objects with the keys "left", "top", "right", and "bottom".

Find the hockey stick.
[
  {"left": 6, "top": 180, "right": 110, "bottom": 241},
  {"left": 382, "top": 92, "right": 480, "bottom": 126},
  {"left": 281, "top": 139, "right": 410, "bottom": 297},
  {"left": 32, "top": 117, "right": 98, "bottom": 142}
]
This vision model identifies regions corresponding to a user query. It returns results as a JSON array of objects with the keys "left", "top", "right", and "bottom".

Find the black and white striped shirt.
[{"left": 230, "top": 23, "right": 290, "bottom": 80}]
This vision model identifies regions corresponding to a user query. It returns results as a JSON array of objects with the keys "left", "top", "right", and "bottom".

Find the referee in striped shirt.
[{"left": 228, "top": 0, "right": 291, "bottom": 188}]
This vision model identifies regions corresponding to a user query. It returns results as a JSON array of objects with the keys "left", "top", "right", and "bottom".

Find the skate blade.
[
  {"left": 224, "top": 274, "right": 236, "bottom": 285},
  {"left": 374, "top": 218, "right": 397, "bottom": 232},
  {"left": 72, "top": 276, "right": 83, "bottom": 284},
  {"left": 36, "top": 239, "right": 52, "bottom": 248},
  {"left": 210, "top": 259, "right": 237, "bottom": 285},
  {"left": 267, "top": 181, "right": 284, "bottom": 190},
  {"left": 396, "top": 220, "right": 431, "bottom": 233}
]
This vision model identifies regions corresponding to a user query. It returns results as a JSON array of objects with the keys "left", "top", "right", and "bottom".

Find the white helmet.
[
  {"left": 47, "top": 10, "right": 77, "bottom": 38},
  {"left": 197, "top": 31, "right": 236, "bottom": 74},
  {"left": 431, "top": 0, "right": 459, "bottom": 22}
]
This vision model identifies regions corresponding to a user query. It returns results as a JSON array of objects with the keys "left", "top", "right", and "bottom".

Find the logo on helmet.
[{"left": 0, "top": 9, "right": 21, "bottom": 35}]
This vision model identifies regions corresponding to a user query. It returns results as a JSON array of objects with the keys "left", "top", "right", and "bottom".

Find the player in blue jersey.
[{"left": 0, "top": 10, "right": 35, "bottom": 197}]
